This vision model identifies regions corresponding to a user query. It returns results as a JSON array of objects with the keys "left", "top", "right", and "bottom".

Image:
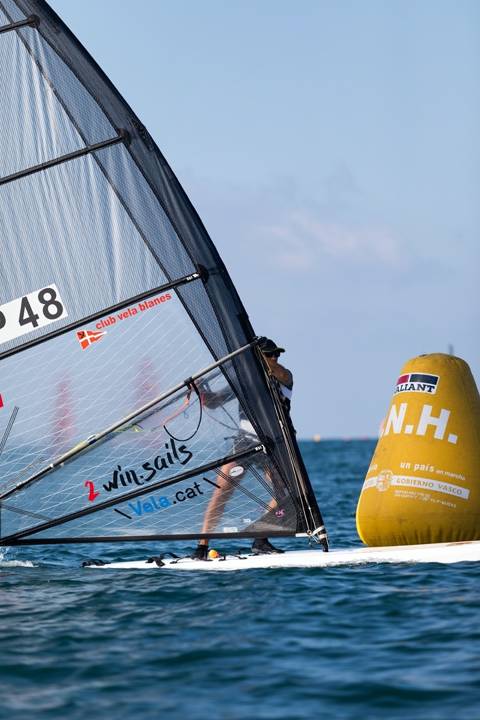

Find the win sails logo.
[{"left": 394, "top": 373, "right": 439, "bottom": 395}]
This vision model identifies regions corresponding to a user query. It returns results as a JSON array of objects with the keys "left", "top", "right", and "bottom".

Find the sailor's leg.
[
  {"left": 251, "top": 466, "right": 283, "bottom": 554},
  {"left": 264, "top": 467, "right": 279, "bottom": 511},
  {"left": 199, "top": 461, "right": 237, "bottom": 540}
]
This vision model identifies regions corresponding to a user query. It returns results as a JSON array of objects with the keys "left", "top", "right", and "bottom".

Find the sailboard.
[
  {"left": 0, "top": 0, "right": 328, "bottom": 553},
  {"left": 87, "top": 539, "right": 480, "bottom": 571}
]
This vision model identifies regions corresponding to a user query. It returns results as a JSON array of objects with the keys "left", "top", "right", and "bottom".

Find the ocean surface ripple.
[{"left": 1, "top": 440, "right": 479, "bottom": 719}]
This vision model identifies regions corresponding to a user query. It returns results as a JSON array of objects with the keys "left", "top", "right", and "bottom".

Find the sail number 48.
[{"left": 0, "top": 284, "right": 68, "bottom": 346}]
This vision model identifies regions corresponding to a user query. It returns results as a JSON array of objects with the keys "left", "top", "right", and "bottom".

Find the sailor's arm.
[
  {"left": 198, "top": 383, "right": 233, "bottom": 409},
  {"left": 264, "top": 358, "right": 293, "bottom": 390}
]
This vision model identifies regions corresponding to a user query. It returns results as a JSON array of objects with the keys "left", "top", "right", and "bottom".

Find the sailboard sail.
[{"left": 0, "top": 0, "right": 328, "bottom": 548}]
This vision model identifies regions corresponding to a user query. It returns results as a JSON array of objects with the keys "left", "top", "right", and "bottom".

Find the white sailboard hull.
[{"left": 91, "top": 539, "right": 480, "bottom": 571}]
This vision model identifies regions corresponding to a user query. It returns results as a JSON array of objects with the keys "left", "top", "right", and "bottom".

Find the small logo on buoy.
[
  {"left": 229, "top": 466, "right": 244, "bottom": 478},
  {"left": 376, "top": 469, "right": 393, "bottom": 492},
  {"left": 394, "top": 373, "right": 439, "bottom": 395}
]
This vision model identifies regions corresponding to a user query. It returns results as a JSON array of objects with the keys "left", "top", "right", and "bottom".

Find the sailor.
[
  {"left": 192, "top": 337, "right": 293, "bottom": 559},
  {"left": 257, "top": 337, "right": 293, "bottom": 413}
]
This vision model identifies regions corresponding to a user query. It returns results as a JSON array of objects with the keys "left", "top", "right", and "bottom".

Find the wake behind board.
[{"left": 88, "top": 539, "right": 480, "bottom": 571}]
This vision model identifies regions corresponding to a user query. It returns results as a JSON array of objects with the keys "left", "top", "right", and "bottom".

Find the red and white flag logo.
[
  {"left": 0, "top": 394, "right": 3, "bottom": 409},
  {"left": 76, "top": 329, "right": 106, "bottom": 350}
]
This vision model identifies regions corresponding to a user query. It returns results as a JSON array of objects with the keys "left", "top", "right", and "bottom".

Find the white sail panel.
[
  {"left": 0, "top": 293, "right": 218, "bottom": 497},
  {"left": 0, "top": 360, "right": 301, "bottom": 542}
]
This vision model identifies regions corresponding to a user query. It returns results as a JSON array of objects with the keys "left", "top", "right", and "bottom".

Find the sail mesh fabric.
[
  {"left": 0, "top": 0, "right": 325, "bottom": 544},
  {"left": 0, "top": 363, "right": 299, "bottom": 542},
  {"left": 0, "top": 0, "right": 24, "bottom": 23},
  {"left": 0, "top": 293, "right": 214, "bottom": 499},
  {"left": 0, "top": 24, "right": 113, "bottom": 179}
]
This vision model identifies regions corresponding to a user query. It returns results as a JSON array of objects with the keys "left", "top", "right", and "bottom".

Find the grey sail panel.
[
  {"left": 0, "top": 0, "right": 327, "bottom": 546},
  {"left": 0, "top": 131, "right": 200, "bottom": 357},
  {"left": 0, "top": 23, "right": 114, "bottom": 180}
]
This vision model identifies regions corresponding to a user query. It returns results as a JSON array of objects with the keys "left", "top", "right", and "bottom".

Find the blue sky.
[{"left": 51, "top": 0, "right": 480, "bottom": 437}]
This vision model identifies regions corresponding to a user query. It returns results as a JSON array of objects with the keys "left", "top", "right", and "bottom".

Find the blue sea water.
[{"left": 1, "top": 440, "right": 479, "bottom": 720}]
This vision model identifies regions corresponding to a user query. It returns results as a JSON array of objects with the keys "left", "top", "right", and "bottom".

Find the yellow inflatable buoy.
[{"left": 356, "top": 354, "right": 480, "bottom": 546}]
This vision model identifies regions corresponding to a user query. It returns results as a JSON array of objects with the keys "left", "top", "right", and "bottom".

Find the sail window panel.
[
  {"left": 0, "top": 290, "right": 219, "bottom": 500},
  {"left": 94, "top": 144, "right": 196, "bottom": 282},
  {"left": 0, "top": 457, "right": 301, "bottom": 542},
  {"left": 0, "top": 359, "right": 303, "bottom": 542},
  {"left": 1, "top": 445, "right": 300, "bottom": 543},
  {"left": 8, "top": 466, "right": 300, "bottom": 543},
  {"left": 0, "top": 27, "right": 115, "bottom": 179},
  {"left": 0, "top": 153, "right": 171, "bottom": 351}
]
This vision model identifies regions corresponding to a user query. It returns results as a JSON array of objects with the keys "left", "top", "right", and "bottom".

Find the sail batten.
[
  {"left": 8, "top": 531, "right": 299, "bottom": 547},
  {"left": 0, "top": 132, "right": 126, "bottom": 186},
  {"left": 0, "top": 0, "right": 328, "bottom": 548},
  {"left": 0, "top": 13, "right": 36, "bottom": 33}
]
